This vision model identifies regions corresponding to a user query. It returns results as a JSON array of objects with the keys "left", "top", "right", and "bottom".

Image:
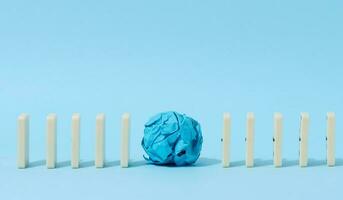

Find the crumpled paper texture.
[{"left": 142, "top": 111, "right": 203, "bottom": 166}]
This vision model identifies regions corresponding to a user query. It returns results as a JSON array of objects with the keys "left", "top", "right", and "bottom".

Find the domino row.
[
  {"left": 17, "top": 113, "right": 131, "bottom": 169},
  {"left": 222, "top": 112, "right": 336, "bottom": 168},
  {"left": 17, "top": 112, "right": 336, "bottom": 169}
]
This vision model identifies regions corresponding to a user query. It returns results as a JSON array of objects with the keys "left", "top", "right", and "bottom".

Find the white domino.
[
  {"left": 46, "top": 114, "right": 57, "bottom": 169},
  {"left": 17, "top": 114, "right": 29, "bottom": 169},
  {"left": 71, "top": 113, "right": 80, "bottom": 168},
  {"left": 121, "top": 113, "right": 131, "bottom": 168},
  {"left": 273, "top": 113, "right": 283, "bottom": 167},
  {"left": 326, "top": 112, "right": 335, "bottom": 167},
  {"left": 299, "top": 113, "right": 309, "bottom": 167},
  {"left": 222, "top": 113, "right": 231, "bottom": 168},
  {"left": 246, "top": 112, "right": 255, "bottom": 168},
  {"left": 95, "top": 113, "right": 105, "bottom": 168}
]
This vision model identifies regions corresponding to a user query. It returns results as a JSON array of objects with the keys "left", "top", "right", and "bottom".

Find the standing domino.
[
  {"left": 222, "top": 113, "right": 231, "bottom": 168},
  {"left": 46, "top": 114, "right": 57, "bottom": 169},
  {"left": 299, "top": 113, "right": 309, "bottom": 167},
  {"left": 71, "top": 113, "right": 80, "bottom": 168},
  {"left": 327, "top": 112, "right": 335, "bottom": 167},
  {"left": 273, "top": 113, "right": 283, "bottom": 167},
  {"left": 17, "top": 114, "right": 29, "bottom": 169},
  {"left": 246, "top": 112, "right": 255, "bottom": 168},
  {"left": 121, "top": 113, "right": 131, "bottom": 168},
  {"left": 95, "top": 113, "right": 105, "bottom": 168}
]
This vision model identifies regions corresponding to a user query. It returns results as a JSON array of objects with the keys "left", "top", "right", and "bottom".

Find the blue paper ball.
[{"left": 141, "top": 111, "right": 203, "bottom": 166}]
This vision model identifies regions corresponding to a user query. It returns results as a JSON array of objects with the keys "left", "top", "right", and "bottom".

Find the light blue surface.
[{"left": 0, "top": 0, "right": 343, "bottom": 199}]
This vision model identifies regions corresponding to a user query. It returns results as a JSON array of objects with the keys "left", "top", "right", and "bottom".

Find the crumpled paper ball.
[{"left": 141, "top": 111, "right": 203, "bottom": 166}]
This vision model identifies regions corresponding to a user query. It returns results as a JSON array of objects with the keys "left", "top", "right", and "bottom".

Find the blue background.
[{"left": 0, "top": 0, "right": 343, "bottom": 199}]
